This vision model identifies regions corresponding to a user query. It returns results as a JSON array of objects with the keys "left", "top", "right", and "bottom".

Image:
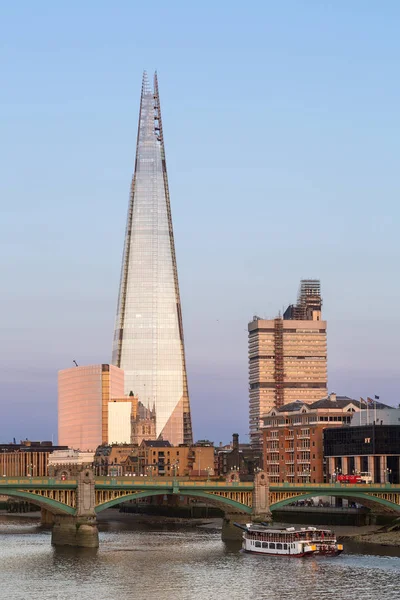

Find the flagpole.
[
  {"left": 374, "top": 397, "right": 377, "bottom": 424},
  {"left": 366, "top": 399, "right": 369, "bottom": 426}
]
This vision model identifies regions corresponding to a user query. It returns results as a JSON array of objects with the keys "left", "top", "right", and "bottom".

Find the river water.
[{"left": 1, "top": 515, "right": 400, "bottom": 600}]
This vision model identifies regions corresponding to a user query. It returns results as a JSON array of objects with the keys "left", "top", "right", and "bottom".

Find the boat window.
[
  {"left": 262, "top": 542, "right": 268, "bottom": 548},
  {"left": 276, "top": 543, "right": 282, "bottom": 550},
  {"left": 255, "top": 542, "right": 261, "bottom": 548},
  {"left": 269, "top": 543, "right": 275, "bottom": 549},
  {"left": 283, "top": 544, "right": 287, "bottom": 550}
]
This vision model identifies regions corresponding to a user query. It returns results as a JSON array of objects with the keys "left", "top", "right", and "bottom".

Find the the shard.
[{"left": 112, "top": 72, "right": 193, "bottom": 446}]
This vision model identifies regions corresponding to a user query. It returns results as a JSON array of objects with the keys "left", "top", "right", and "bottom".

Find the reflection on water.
[{"left": 0, "top": 515, "right": 399, "bottom": 600}]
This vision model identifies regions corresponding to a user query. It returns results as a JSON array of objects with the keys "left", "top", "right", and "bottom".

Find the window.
[
  {"left": 283, "top": 544, "right": 287, "bottom": 550},
  {"left": 277, "top": 543, "right": 283, "bottom": 550},
  {"left": 269, "top": 543, "right": 276, "bottom": 549},
  {"left": 255, "top": 541, "right": 261, "bottom": 548},
  {"left": 262, "top": 542, "right": 268, "bottom": 548}
]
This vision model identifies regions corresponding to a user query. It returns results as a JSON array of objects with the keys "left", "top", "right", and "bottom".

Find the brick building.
[{"left": 261, "top": 394, "right": 360, "bottom": 483}]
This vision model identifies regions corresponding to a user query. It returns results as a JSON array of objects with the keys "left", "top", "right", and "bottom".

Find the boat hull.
[{"left": 243, "top": 549, "right": 315, "bottom": 558}]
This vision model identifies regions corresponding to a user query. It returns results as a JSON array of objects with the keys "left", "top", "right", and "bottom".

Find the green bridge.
[{"left": 1, "top": 470, "right": 399, "bottom": 547}]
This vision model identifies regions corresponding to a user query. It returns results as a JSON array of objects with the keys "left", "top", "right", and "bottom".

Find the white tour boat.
[{"left": 235, "top": 524, "right": 343, "bottom": 557}]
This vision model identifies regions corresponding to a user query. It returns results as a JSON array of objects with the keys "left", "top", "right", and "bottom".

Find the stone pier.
[
  {"left": 221, "top": 470, "right": 272, "bottom": 541},
  {"left": 52, "top": 515, "right": 99, "bottom": 547},
  {"left": 221, "top": 513, "right": 249, "bottom": 541},
  {"left": 51, "top": 470, "right": 99, "bottom": 548},
  {"left": 41, "top": 508, "right": 55, "bottom": 526}
]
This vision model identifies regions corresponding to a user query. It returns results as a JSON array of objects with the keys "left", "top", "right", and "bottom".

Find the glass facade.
[
  {"left": 112, "top": 72, "right": 192, "bottom": 446},
  {"left": 58, "top": 364, "right": 124, "bottom": 450}
]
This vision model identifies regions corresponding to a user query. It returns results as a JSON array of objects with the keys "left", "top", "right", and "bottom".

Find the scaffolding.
[
  {"left": 285, "top": 279, "right": 322, "bottom": 321},
  {"left": 274, "top": 318, "right": 284, "bottom": 408}
]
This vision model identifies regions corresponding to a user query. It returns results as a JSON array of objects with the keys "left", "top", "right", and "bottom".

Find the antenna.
[{"left": 73, "top": 360, "right": 78, "bottom": 367}]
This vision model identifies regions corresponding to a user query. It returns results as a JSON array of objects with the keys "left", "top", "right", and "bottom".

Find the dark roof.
[
  {"left": 271, "top": 396, "right": 393, "bottom": 414},
  {"left": 141, "top": 440, "right": 171, "bottom": 448},
  {"left": 311, "top": 396, "right": 359, "bottom": 409},
  {"left": 275, "top": 401, "right": 306, "bottom": 413}
]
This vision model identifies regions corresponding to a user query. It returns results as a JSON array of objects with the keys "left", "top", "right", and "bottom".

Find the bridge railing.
[
  {"left": 270, "top": 482, "right": 398, "bottom": 490},
  {"left": 0, "top": 478, "right": 77, "bottom": 486},
  {"left": 94, "top": 477, "right": 253, "bottom": 488}
]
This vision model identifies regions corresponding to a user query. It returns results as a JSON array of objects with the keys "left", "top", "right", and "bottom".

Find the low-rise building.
[
  {"left": 324, "top": 422, "right": 400, "bottom": 484},
  {"left": 93, "top": 441, "right": 215, "bottom": 478},
  {"left": 0, "top": 441, "right": 68, "bottom": 477},
  {"left": 216, "top": 434, "right": 262, "bottom": 479},
  {"left": 261, "top": 394, "right": 361, "bottom": 483},
  {"left": 48, "top": 449, "right": 95, "bottom": 477}
]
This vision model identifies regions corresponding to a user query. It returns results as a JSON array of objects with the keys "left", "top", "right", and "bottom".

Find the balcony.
[
  {"left": 285, "top": 460, "right": 295, "bottom": 465},
  {"left": 285, "top": 435, "right": 294, "bottom": 440},
  {"left": 297, "top": 447, "right": 310, "bottom": 451},
  {"left": 266, "top": 460, "right": 280, "bottom": 465},
  {"left": 297, "top": 435, "right": 310, "bottom": 439},
  {"left": 285, "top": 448, "right": 294, "bottom": 453},
  {"left": 298, "top": 459, "right": 310, "bottom": 464}
]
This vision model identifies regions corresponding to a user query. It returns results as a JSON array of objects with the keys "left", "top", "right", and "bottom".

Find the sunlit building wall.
[
  {"left": 58, "top": 364, "right": 124, "bottom": 450},
  {"left": 112, "top": 72, "right": 192, "bottom": 446}
]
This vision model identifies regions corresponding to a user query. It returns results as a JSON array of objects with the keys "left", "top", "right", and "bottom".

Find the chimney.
[
  {"left": 329, "top": 392, "right": 337, "bottom": 402},
  {"left": 232, "top": 433, "right": 239, "bottom": 451}
]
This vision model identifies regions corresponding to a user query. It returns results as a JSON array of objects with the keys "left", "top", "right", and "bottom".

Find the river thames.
[{"left": 1, "top": 515, "right": 400, "bottom": 600}]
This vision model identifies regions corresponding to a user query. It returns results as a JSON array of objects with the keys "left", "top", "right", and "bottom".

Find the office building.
[
  {"left": 324, "top": 419, "right": 400, "bottom": 484},
  {"left": 0, "top": 441, "right": 68, "bottom": 477},
  {"left": 58, "top": 364, "right": 124, "bottom": 450},
  {"left": 112, "top": 72, "right": 192, "bottom": 446},
  {"left": 261, "top": 394, "right": 360, "bottom": 483},
  {"left": 249, "top": 279, "right": 327, "bottom": 448}
]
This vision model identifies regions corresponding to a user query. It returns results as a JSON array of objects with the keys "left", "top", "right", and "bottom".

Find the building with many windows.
[
  {"left": 261, "top": 394, "right": 360, "bottom": 483},
  {"left": 249, "top": 279, "right": 327, "bottom": 448},
  {"left": 58, "top": 364, "right": 125, "bottom": 450},
  {"left": 112, "top": 72, "right": 192, "bottom": 446},
  {"left": 324, "top": 420, "right": 400, "bottom": 484},
  {"left": 0, "top": 441, "right": 68, "bottom": 477}
]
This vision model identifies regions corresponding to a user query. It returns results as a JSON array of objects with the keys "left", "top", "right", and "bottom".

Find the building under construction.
[{"left": 248, "top": 279, "right": 327, "bottom": 450}]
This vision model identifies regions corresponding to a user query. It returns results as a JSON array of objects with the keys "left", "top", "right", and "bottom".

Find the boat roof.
[{"left": 246, "top": 525, "right": 333, "bottom": 533}]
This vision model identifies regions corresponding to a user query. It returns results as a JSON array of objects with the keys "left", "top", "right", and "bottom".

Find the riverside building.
[
  {"left": 324, "top": 405, "right": 400, "bottom": 484},
  {"left": 261, "top": 394, "right": 360, "bottom": 483},
  {"left": 249, "top": 279, "right": 327, "bottom": 449},
  {"left": 58, "top": 364, "right": 125, "bottom": 450},
  {"left": 112, "top": 72, "right": 192, "bottom": 446}
]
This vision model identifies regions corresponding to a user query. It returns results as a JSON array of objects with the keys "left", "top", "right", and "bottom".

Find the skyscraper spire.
[{"left": 112, "top": 72, "right": 193, "bottom": 446}]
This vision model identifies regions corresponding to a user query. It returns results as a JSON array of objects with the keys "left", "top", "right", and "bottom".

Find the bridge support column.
[
  {"left": 252, "top": 471, "right": 272, "bottom": 523},
  {"left": 221, "top": 514, "right": 249, "bottom": 541},
  {"left": 51, "top": 469, "right": 99, "bottom": 548},
  {"left": 52, "top": 515, "right": 98, "bottom": 547},
  {"left": 41, "top": 508, "right": 54, "bottom": 526}
]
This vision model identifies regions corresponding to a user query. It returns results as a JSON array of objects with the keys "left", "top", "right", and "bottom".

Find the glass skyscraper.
[{"left": 112, "top": 72, "right": 193, "bottom": 446}]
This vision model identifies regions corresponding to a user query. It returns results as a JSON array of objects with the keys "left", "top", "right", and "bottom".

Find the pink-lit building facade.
[{"left": 58, "top": 364, "right": 124, "bottom": 450}]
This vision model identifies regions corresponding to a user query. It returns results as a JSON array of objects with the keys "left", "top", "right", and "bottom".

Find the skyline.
[{"left": 1, "top": 2, "right": 400, "bottom": 443}]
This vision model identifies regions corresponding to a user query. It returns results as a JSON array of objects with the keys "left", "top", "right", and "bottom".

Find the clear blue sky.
[{"left": 1, "top": 1, "right": 400, "bottom": 444}]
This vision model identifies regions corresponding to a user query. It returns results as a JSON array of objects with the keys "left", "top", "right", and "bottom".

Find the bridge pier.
[
  {"left": 41, "top": 508, "right": 54, "bottom": 526},
  {"left": 51, "top": 469, "right": 99, "bottom": 548},
  {"left": 221, "top": 514, "right": 249, "bottom": 541},
  {"left": 52, "top": 515, "right": 99, "bottom": 548}
]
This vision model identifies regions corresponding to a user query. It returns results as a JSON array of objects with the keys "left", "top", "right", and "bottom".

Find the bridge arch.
[
  {"left": 1, "top": 490, "right": 75, "bottom": 515},
  {"left": 95, "top": 490, "right": 252, "bottom": 515},
  {"left": 271, "top": 491, "right": 400, "bottom": 514}
]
